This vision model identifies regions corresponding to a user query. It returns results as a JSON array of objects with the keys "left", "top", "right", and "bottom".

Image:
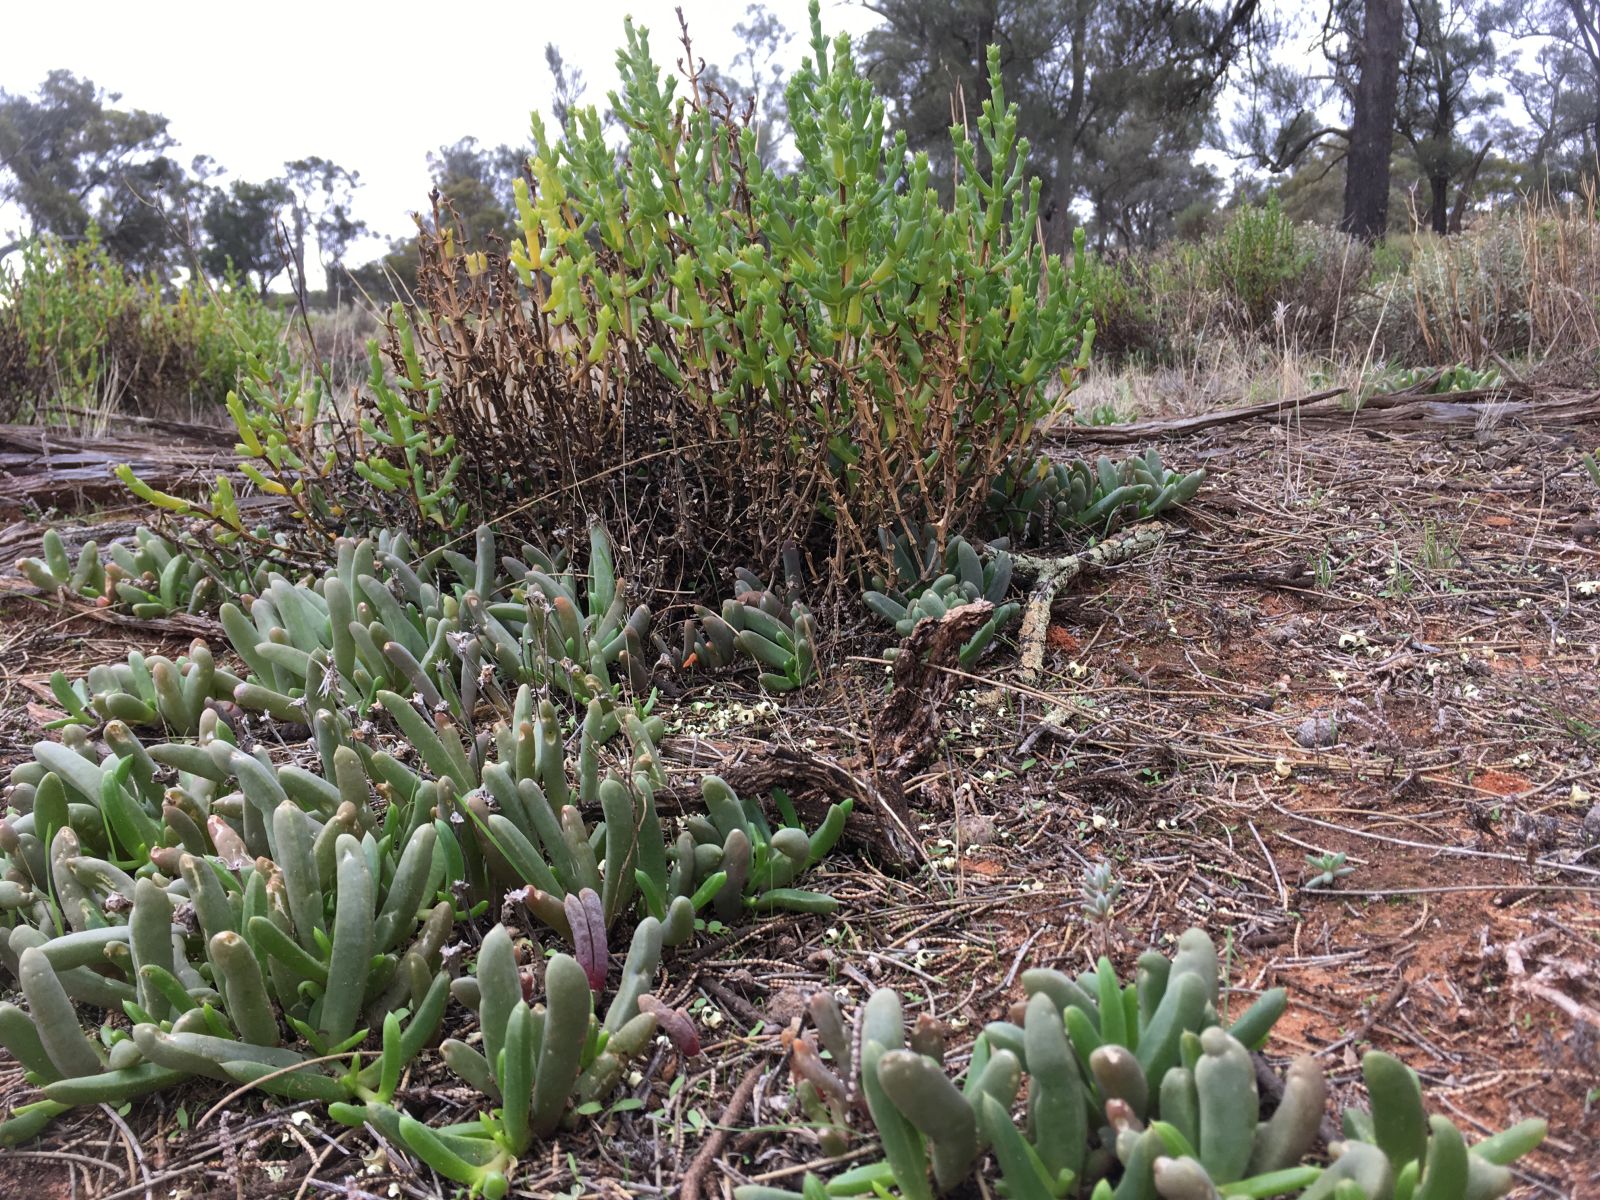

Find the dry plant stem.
[
  {"left": 1263, "top": 800, "right": 1600, "bottom": 880},
  {"left": 680, "top": 1060, "right": 767, "bottom": 1200},
  {"left": 1058, "top": 378, "right": 1596, "bottom": 447}
]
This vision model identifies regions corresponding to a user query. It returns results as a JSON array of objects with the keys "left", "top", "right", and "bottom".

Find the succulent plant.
[
  {"left": 1012, "top": 930, "right": 1285, "bottom": 1082},
  {"left": 683, "top": 551, "right": 820, "bottom": 692},
  {"left": 665, "top": 776, "right": 850, "bottom": 926},
  {"left": 774, "top": 982, "right": 1085, "bottom": 1200},
  {"left": 2, "top": 713, "right": 444, "bottom": 969},
  {"left": 1321, "top": 1052, "right": 1547, "bottom": 1200},
  {"left": 367, "top": 683, "right": 661, "bottom": 931},
  {"left": 474, "top": 518, "right": 656, "bottom": 704},
  {"left": 207, "top": 521, "right": 654, "bottom": 738},
  {"left": 1303, "top": 851, "right": 1356, "bottom": 890},
  {"left": 751, "top": 930, "right": 1545, "bottom": 1200},
  {"left": 329, "top": 922, "right": 681, "bottom": 1197},
  {"left": 869, "top": 528, "right": 1014, "bottom": 604},
  {"left": 26, "top": 520, "right": 654, "bottom": 758},
  {"left": 0, "top": 800, "right": 452, "bottom": 1141},
  {"left": 1140, "top": 1047, "right": 1547, "bottom": 1200},
  {"left": 1080, "top": 862, "right": 1122, "bottom": 924},
  {"left": 494, "top": 753, "right": 849, "bottom": 949},
  {"left": 116, "top": 315, "right": 467, "bottom": 552},
  {"left": 351, "top": 327, "right": 468, "bottom": 532},
  {"left": 987, "top": 450, "right": 1205, "bottom": 542},
  {"left": 44, "top": 642, "right": 239, "bottom": 736},
  {"left": 2, "top": 784, "right": 446, "bottom": 1020},
  {"left": 0, "top": 545, "right": 656, "bottom": 1149},
  {"left": 0, "top": 943, "right": 189, "bottom": 1145},
  {"left": 16, "top": 527, "right": 244, "bottom": 618},
  {"left": 15, "top": 529, "right": 107, "bottom": 599},
  {"left": 362, "top": 672, "right": 847, "bottom": 952},
  {"left": 5, "top": 716, "right": 237, "bottom": 883},
  {"left": 217, "top": 528, "right": 469, "bottom": 723},
  {"left": 863, "top": 530, "right": 1020, "bottom": 667}
]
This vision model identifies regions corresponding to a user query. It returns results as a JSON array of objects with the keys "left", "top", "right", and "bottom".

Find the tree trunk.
[
  {"left": 975, "top": 4, "right": 995, "bottom": 110},
  {"left": 1044, "top": 0, "right": 1090, "bottom": 254},
  {"left": 1448, "top": 140, "right": 1492, "bottom": 233},
  {"left": 1428, "top": 172, "right": 1449, "bottom": 235},
  {"left": 1340, "top": 0, "right": 1404, "bottom": 242}
]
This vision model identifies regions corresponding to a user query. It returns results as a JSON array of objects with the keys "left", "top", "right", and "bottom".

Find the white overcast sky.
[{"left": 1, "top": 0, "right": 880, "bottom": 267}]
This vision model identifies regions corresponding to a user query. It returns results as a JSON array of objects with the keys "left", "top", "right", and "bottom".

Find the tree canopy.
[{"left": 0, "top": 71, "right": 194, "bottom": 272}]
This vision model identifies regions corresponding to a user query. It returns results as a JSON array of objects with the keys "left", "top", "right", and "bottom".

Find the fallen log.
[
  {"left": 1050, "top": 387, "right": 1348, "bottom": 443},
  {"left": 0, "top": 424, "right": 233, "bottom": 516},
  {"left": 1054, "top": 380, "right": 1600, "bottom": 445}
]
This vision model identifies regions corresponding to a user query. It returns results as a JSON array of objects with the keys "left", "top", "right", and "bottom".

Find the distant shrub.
[
  {"left": 1368, "top": 234, "right": 1412, "bottom": 281},
  {"left": 1374, "top": 209, "right": 1600, "bottom": 366},
  {"left": 1205, "top": 195, "right": 1310, "bottom": 327},
  {"left": 1203, "top": 196, "right": 1365, "bottom": 341},
  {"left": 1080, "top": 255, "right": 1163, "bottom": 362},
  {"left": 0, "top": 230, "right": 282, "bottom": 426},
  {"left": 1284, "top": 222, "right": 1369, "bottom": 343},
  {"left": 1079, "top": 193, "right": 1599, "bottom": 388},
  {"left": 1081, "top": 200, "right": 1368, "bottom": 369},
  {"left": 287, "top": 301, "right": 381, "bottom": 397}
]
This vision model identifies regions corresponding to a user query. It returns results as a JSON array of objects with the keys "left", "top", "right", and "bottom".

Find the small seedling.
[
  {"left": 1303, "top": 850, "right": 1355, "bottom": 889},
  {"left": 1080, "top": 861, "right": 1122, "bottom": 922}
]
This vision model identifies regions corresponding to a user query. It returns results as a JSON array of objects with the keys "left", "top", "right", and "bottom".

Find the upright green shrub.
[
  {"left": 115, "top": 305, "right": 466, "bottom": 564},
  {"left": 388, "top": 1, "right": 1091, "bottom": 585},
  {"left": 1205, "top": 195, "right": 1313, "bottom": 329},
  {"left": 1373, "top": 210, "right": 1600, "bottom": 365}
]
